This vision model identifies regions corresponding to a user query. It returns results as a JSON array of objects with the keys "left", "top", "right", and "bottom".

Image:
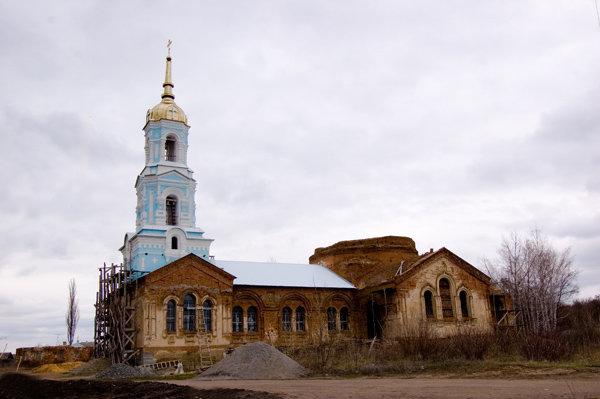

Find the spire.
[
  {"left": 146, "top": 40, "right": 188, "bottom": 126},
  {"left": 161, "top": 40, "right": 174, "bottom": 101}
]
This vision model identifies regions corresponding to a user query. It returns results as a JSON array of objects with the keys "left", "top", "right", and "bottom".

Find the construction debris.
[{"left": 200, "top": 342, "right": 308, "bottom": 379}]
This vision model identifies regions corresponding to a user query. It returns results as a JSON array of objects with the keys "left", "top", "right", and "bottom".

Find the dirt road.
[{"left": 177, "top": 377, "right": 600, "bottom": 399}]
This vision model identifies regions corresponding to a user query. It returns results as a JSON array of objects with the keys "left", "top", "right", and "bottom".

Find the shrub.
[
  {"left": 519, "top": 334, "right": 575, "bottom": 361},
  {"left": 558, "top": 297, "right": 600, "bottom": 351},
  {"left": 449, "top": 329, "right": 494, "bottom": 360}
]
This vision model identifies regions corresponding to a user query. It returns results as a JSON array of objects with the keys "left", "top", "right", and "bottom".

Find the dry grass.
[{"left": 286, "top": 325, "right": 600, "bottom": 377}]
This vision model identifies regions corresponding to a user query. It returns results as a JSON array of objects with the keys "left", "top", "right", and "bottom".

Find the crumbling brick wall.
[
  {"left": 15, "top": 346, "right": 93, "bottom": 367},
  {"left": 310, "top": 236, "right": 420, "bottom": 289}
]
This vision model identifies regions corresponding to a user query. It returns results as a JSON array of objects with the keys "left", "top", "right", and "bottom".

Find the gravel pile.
[
  {"left": 95, "top": 363, "right": 155, "bottom": 380},
  {"left": 200, "top": 342, "right": 308, "bottom": 380},
  {"left": 70, "top": 358, "right": 111, "bottom": 376}
]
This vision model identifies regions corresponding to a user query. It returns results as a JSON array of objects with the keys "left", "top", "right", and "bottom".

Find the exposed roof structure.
[{"left": 209, "top": 259, "right": 356, "bottom": 289}]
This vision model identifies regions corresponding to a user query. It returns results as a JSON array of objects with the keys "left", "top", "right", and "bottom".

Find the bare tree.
[
  {"left": 485, "top": 229, "right": 578, "bottom": 335},
  {"left": 66, "top": 278, "right": 80, "bottom": 345}
]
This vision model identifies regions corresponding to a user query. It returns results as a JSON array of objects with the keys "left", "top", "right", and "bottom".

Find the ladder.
[{"left": 196, "top": 306, "right": 214, "bottom": 369}]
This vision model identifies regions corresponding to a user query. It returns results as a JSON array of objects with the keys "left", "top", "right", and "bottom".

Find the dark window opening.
[
  {"left": 166, "top": 196, "right": 177, "bottom": 225},
  {"left": 165, "top": 137, "right": 177, "bottom": 161},
  {"left": 491, "top": 295, "right": 506, "bottom": 323},
  {"left": 203, "top": 300, "right": 213, "bottom": 332},
  {"left": 424, "top": 290, "right": 435, "bottom": 319},
  {"left": 340, "top": 307, "right": 349, "bottom": 330},
  {"left": 327, "top": 307, "right": 337, "bottom": 331},
  {"left": 367, "top": 300, "right": 384, "bottom": 339},
  {"left": 295, "top": 306, "right": 305, "bottom": 332},
  {"left": 171, "top": 236, "right": 178, "bottom": 250},
  {"left": 166, "top": 300, "right": 176, "bottom": 332},
  {"left": 439, "top": 278, "right": 454, "bottom": 319},
  {"left": 232, "top": 306, "right": 243, "bottom": 333},
  {"left": 282, "top": 307, "right": 292, "bottom": 331},
  {"left": 460, "top": 291, "right": 469, "bottom": 318},
  {"left": 183, "top": 294, "right": 196, "bottom": 332},
  {"left": 247, "top": 306, "right": 258, "bottom": 332}
]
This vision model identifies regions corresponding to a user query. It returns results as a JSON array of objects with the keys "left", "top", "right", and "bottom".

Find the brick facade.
[{"left": 132, "top": 237, "right": 506, "bottom": 357}]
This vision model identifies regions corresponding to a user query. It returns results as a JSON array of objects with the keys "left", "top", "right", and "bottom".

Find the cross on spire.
[{"left": 162, "top": 41, "right": 175, "bottom": 100}]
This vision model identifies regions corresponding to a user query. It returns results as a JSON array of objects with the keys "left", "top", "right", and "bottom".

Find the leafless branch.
[{"left": 488, "top": 229, "right": 578, "bottom": 335}]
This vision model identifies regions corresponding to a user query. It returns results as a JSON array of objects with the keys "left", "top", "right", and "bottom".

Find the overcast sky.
[{"left": 0, "top": 1, "right": 599, "bottom": 352}]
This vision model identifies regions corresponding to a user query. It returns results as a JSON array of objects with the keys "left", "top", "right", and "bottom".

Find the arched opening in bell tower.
[
  {"left": 165, "top": 136, "right": 177, "bottom": 162},
  {"left": 166, "top": 195, "right": 178, "bottom": 225}
]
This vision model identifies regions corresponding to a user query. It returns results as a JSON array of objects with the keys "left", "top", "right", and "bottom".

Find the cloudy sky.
[{"left": 0, "top": 1, "right": 599, "bottom": 351}]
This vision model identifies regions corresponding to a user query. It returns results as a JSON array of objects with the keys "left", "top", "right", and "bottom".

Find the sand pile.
[
  {"left": 200, "top": 342, "right": 308, "bottom": 379},
  {"left": 32, "top": 362, "right": 83, "bottom": 374}
]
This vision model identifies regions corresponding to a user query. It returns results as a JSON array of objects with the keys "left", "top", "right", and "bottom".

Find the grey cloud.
[
  {"left": 548, "top": 215, "right": 600, "bottom": 240},
  {"left": 469, "top": 87, "right": 600, "bottom": 191}
]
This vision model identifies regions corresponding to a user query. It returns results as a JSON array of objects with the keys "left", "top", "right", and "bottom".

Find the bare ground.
[{"left": 175, "top": 377, "right": 600, "bottom": 399}]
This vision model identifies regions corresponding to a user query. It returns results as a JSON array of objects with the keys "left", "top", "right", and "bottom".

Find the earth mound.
[
  {"left": 0, "top": 373, "right": 282, "bottom": 399},
  {"left": 200, "top": 342, "right": 308, "bottom": 379}
]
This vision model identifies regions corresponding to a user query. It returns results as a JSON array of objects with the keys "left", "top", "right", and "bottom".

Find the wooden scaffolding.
[{"left": 94, "top": 263, "right": 138, "bottom": 364}]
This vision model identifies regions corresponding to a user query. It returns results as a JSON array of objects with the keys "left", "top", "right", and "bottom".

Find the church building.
[{"left": 117, "top": 50, "right": 510, "bottom": 358}]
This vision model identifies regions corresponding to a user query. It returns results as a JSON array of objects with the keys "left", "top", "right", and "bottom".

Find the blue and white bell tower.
[{"left": 120, "top": 47, "right": 213, "bottom": 274}]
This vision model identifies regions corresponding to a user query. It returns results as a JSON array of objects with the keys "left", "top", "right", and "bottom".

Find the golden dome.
[
  {"left": 145, "top": 51, "right": 189, "bottom": 126},
  {"left": 146, "top": 98, "right": 188, "bottom": 125}
]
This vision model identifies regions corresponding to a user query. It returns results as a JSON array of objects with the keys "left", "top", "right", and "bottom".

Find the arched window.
[
  {"left": 165, "top": 136, "right": 177, "bottom": 161},
  {"left": 460, "top": 290, "right": 470, "bottom": 318},
  {"left": 166, "top": 299, "right": 176, "bottom": 333},
  {"left": 232, "top": 306, "right": 243, "bottom": 333},
  {"left": 166, "top": 196, "right": 178, "bottom": 225},
  {"left": 247, "top": 306, "right": 258, "bottom": 332},
  {"left": 202, "top": 300, "right": 213, "bottom": 332},
  {"left": 282, "top": 307, "right": 292, "bottom": 331},
  {"left": 424, "top": 290, "right": 435, "bottom": 319},
  {"left": 327, "top": 307, "right": 337, "bottom": 331},
  {"left": 295, "top": 306, "right": 306, "bottom": 332},
  {"left": 183, "top": 294, "right": 196, "bottom": 332},
  {"left": 340, "top": 307, "right": 349, "bottom": 330},
  {"left": 171, "top": 236, "right": 178, "bottom": 250},
  {"left": 439, "top": 278, "right": 454, "bottom": 319}
]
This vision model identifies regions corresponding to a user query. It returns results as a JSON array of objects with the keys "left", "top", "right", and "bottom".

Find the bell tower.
[{"left": 120, "top": 44, "right": 213, "bottom": 274}]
